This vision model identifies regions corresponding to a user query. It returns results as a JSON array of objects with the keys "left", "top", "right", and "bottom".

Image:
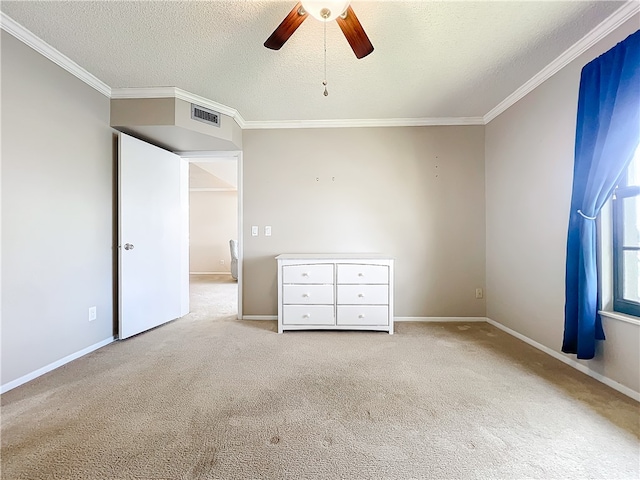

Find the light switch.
[
  {"left": 265, "top": 226, "right": 272, "bottom": 236},
  {"left": 251, "top": 226, "right": 258, "bottom": 237}
]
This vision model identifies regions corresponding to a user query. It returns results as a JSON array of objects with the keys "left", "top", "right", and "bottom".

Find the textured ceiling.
[{"left": 0, "top": 1, "right": 627, "bottom": 123}]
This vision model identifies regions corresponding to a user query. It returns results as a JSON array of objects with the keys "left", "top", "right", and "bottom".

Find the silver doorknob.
[{"left": 124, "top": 243, "right": 135, "bottom": 250}]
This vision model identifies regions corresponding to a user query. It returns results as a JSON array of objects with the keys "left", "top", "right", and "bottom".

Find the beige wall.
[
  {"left": 111, "top": 98, "right": 242, "bottom": 152},
  {"left": 4, "top": 8, "right": 635, "bottom": 397},
  {"left": 242, "top": 126, "right": 486, "bottom": 317},
  {"left": 189, "top": 191, "right": 238, "bottom": 273},
  {"left": 1, "top": 32, "right": 114, "bottom": 385},
  {"left": 485, "top": 16, "right": 640, "bottom": 394}
]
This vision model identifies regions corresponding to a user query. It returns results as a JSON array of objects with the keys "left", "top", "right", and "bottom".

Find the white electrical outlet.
[
  {"left": 220, "top": 259, "right": 225, "bottom": 265},
  {"left": 265, "top": 226, "right": 272, "bottom": 236},
  {"left": 89, "top": 306, "right": 97, "bottom": 321},
  {"left": 475, "top": 288, "right": 483, "bottom": 299}
]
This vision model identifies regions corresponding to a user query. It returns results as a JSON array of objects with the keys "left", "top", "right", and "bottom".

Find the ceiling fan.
[{"left": 264, "top": 1, "right": 374, "bottom": 59}]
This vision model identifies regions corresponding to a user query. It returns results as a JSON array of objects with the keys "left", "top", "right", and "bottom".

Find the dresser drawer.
[
  {"left": 337, "top": 306, "right": 388, "bottom": 326},
  {"left": 283, "top": 305, "right": 335, "bottom": 325},
  {"left": 283, "top": 285, "right": 334, "bottom": 305},
  {"left": 337, "top": 285, "right": 388, "bottom": 305},
  {"left": 337, "top": 264, "right": 389, "bottom": 284},
  {"left": 283, "top": 264, "right": 334, "bottom": 284},
  {"left": 277, "top": 255, "right": 394, "bottom": 334}
]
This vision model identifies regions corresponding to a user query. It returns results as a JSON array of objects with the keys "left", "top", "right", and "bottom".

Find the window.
[{"left": 613, "top": 144, "right": 640, "bottom": 317}]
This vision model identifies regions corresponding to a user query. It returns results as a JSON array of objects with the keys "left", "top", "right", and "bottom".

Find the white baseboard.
[
  {"left": 4, "top": 319, "right": 636, "bottom": 402},
  {"left": 486, "top": 318, "right": 640, "bottom": 402},
  {"left": 0, "top": 337, "right": 116, "bottom": 393},
  {"left": 242, "top": 315, "right": 277, "bottom": 321},
  {"left": 395, "top": 316, "right": 487, "bottom": 323},
  {"left": 243, "top": 316, "right": 486, "bottom": 323},
  {"left": 189, "top": 272, "right": 231, "bottom": 275},
  {"left": 1, "top": 336, "right": 116, "bottom": 394}
]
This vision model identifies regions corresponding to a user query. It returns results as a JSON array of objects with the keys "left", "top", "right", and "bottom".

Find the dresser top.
[{"left": 276, "top": 253, "right": 393, "bottom": 260}]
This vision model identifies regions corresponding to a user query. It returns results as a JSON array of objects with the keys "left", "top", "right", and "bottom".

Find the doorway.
[{"left": 182, "top": 152, "right": 243, "bottom": 319}]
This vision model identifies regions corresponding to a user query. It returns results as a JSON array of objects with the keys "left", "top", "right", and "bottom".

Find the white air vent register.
[{"left": 191, "top": 104, "right": 221, "bottom": 127}]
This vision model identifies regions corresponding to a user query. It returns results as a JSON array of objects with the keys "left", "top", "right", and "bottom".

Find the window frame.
[{"left": 612, "top": 156, "right": 640, "bottom": 318}]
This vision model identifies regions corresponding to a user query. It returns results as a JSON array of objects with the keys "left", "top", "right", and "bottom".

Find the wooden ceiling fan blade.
[
  {"left": 264, "top": 2, "right": 308, "bottom": 50},
  {"left": 336, "top": 6, "right": 374, "bottom": 59}
]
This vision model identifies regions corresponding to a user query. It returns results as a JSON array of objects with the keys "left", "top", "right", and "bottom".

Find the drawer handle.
[
  {"left": 303, "top": 314, "right": 311, "bottom": 319},
  {"left": 302, "top": 272, "right": 310, "bottom": 277},
  {"left": 302, "top": 293, "right": 310, "bottom": 298},
  {"left": 358, "top": 273, "right": 364, "bottom": 277},
  {"left": 358, "top": 293, "right": 365, "bottom": 298},
  {"left": 358, "top": 314, "right": 365, "bottom": 319}
]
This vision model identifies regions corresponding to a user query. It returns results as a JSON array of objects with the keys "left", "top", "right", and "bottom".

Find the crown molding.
[
  {"left": 111, "top": 87, "right": 247, "bottom": 129},
  {"left": 174, "top": 88, "right": 245, "bottom": 128},
  {"left": 111, "top": 90, "right": 481, "bottom": 130},
  {"left": 4, "top": 2, "right": 638, "bottom": 130},
  {"left": 243, "top": 116, "right": 485, "bottom": 130},
  {"left": 0, "top": 12, "right": 111, "bottom": 98},
  {"left": 484, "top": 1, "right": 640, "bottom": 124},
  {"left": 109, "top": 86, "right": 176, "bottom": 99}
]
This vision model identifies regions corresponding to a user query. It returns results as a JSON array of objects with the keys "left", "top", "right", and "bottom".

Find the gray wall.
[
  {"left": 242, "top": 126, "right": 486, "bottom": 317},
  {"left": 4, "top": 10, "right": 636, "bottom": 397},
  {"left": 189, "top": 191, "right": 238, "bottom": 273},
  {"left": 485, "top": 16, "right": 640, "bottom": 393},
  {"left": 1, "top": 32, "right": 114, "bottom": 386}
]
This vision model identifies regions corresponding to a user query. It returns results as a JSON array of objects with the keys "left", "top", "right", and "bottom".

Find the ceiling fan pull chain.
[{"left": 323, "top": 18, "right": 328, "bottom": 96}]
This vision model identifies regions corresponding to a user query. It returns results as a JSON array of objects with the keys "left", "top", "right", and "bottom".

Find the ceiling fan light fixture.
[
  {"left": 264, "top": 1, "right": 373, "bottom": 60},
  {"left": 301, "top": 0, "right": 350, "bottom": 22}
]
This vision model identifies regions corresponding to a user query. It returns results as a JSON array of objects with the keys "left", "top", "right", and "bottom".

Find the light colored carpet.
[{"left": 2, "top": 274, "right": 639, "bottom": 479}]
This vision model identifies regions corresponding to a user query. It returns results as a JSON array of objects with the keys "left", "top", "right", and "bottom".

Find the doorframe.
[{"left": 177, "top": 150, "right": 243, "bottom": 319}]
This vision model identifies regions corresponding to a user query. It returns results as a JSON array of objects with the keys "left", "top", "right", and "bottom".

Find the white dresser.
[{"left": 276, "top": 254, "right": 394, "bottom": 334}]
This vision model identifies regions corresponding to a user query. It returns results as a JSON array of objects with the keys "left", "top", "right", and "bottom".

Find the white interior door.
[{"left": 118, "top": 133, "right": 189, "bottom": 340}]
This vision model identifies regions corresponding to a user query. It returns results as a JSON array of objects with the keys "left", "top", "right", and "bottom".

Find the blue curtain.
[{"left": 563, "top": 30, "right": 640, "bottom": 360}]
